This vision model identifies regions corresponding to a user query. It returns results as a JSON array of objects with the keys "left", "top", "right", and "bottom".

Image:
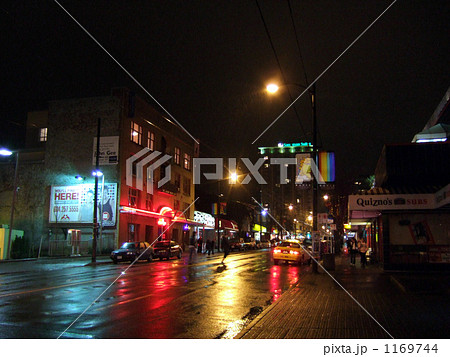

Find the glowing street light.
[
  {"left": 229, "top": 171, "right": 238, "bottom": 184},
  {"left": 266, "top": 83, "right": 280, "bottom": 94}
]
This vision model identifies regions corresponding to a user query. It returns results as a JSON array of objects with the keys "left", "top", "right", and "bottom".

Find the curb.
[{"left": 389, "top": 275, "right": 407, "bottom": 293}]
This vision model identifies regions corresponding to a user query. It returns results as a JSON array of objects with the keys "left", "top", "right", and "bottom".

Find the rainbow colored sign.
[{"left": 318, "top": 151, "right": 335, "bottom": 182}]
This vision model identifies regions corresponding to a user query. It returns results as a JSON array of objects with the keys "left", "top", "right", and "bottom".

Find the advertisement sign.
[
  {"left": 194, "top": 211, "right": 215, "bottom": 227},
  {"left": 318, "top": 213, "right": 328, "bottom": 224},
  {"left": 93, "top": 136, "right": 119, "bottom": 165},
  {"left": 49, "top": 183, "right": 117, "bottom": 226},
  {"left": 295, "top": 153, "right": 313, "bottom": 184},
  {"left": 348, "top": 194, "right": 435, "bottom": 211},
  {"left": 318, "top": 151, "right": 335, "bottom": 182}
]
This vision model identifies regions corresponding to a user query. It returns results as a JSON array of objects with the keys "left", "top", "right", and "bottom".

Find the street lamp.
[
  {"left": 91, "top": 169, "right": 103, "bottom": 262},
  {"left": 266, "top": 81, "right": 318, "bottom": 272},
  {"left": 92, "top": 170, "right": 105, "bottom": 249},
  {"left": 0, "top": 148, "right": 19, "bottom": 260}
]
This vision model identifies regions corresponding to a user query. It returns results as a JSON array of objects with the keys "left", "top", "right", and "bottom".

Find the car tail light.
[{"left": 290, "top": 250, "right": 300, "bottom": 255}]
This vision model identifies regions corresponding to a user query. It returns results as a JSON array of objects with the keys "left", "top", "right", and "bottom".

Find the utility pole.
[
  {"left": 6, "top": 152, "right": 19, "bottom": 260},
  {"left": 311, "top": 83, "right": 319, "bottom": 273},
  {"left": 92, "top": 118, "right": 101, "bottom": 263}
]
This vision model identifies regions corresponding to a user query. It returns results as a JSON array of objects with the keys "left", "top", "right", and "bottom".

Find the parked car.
[
  {"left": 229, "top": 238, "right": 244, "bottom": 251},
  {"left": 242, "top": 238, "right": 257, "bottom": 250},
  {"left": 272, "top": 239, "right": 308, "bottom": 265},
  {"left": 153, "top": 240, "right": 183, "bottom": 260},
  {"left": 110, "top": 241, "right": 153, "bottom": 264},
  {"left": 259, "top": 240, "right": 271, "bottom": 249}
]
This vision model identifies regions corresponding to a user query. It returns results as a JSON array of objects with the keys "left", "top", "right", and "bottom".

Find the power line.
[{"left": 255, "top": 0, "right": 307, "bottom": 139}]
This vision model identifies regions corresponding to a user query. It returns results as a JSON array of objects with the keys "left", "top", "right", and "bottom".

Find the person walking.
[
  {"left": 189, "top": 232, "right": 197, "bottom": 262},
  {"left": 197, "top": 235, "right": 203, "bottom": 254},
  {"left": 206, "top": 238, "right": 212, "bottom": 256},
  {"left": 358, "top": 239, "right": 368, "bottom": 268},
  {"left": 221, "top": 235, "right": 230, "bottom": 264},
  {"left": 348, "top": 237, "right": 357, "bottom": 266}
]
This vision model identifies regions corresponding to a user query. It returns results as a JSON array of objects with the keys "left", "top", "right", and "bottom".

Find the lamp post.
[
  {"left": 92, "top": 170, "right": 103, "bottom": 262},
  {"left": 266, "top": 82, "right": 318, "bottom": 271},
  {"left": 0, "top": 149, "right": 19, "bottom": 260}
]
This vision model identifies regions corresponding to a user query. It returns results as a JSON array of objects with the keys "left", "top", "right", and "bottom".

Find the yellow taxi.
[{"left": 272, "top": 239, "right": 307, "bottom": 265}]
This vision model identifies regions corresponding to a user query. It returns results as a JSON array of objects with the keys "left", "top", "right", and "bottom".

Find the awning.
[
  {"left": 218, "top": 219, "right": 238, "bottom": 231},
  {"left": 412, "top": 123, "right": 450, "bottom": 143}
]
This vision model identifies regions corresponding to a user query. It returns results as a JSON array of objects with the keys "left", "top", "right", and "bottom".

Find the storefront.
[
  {"left": 349, "top": 186, "right": 450, "bottom": 270},
  {"left": 193, "top": 211, "right": 216, "bottom": 252}
]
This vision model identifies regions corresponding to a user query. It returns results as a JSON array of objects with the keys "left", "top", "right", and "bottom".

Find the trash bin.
[{"left": 323, "top": 253, "right": 335, "bottom": 271}]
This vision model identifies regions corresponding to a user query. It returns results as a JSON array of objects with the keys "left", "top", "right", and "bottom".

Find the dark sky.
[{"left": 1, "top": 1, "right": 449, "bottom": 186}]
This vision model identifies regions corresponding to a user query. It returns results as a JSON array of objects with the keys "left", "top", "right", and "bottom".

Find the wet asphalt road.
[{"left": 0, "top": 249, "right": 308, "bottom": 338}]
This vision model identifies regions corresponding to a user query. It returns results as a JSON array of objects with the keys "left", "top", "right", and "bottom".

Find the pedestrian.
[
  {"left": 358, "top": 239, "right": 368, "bottom": 268},
  {"left": 189, "top": 232, "right": 197, "bottom": 262},
  {"left": 348, "top": 237, "right": 357, "bottom": 266},
  {"left": 221, "top": 235, "right": 230, "bottom": 264},
  {"left": 197, "top": 235, "right": 203, "bottom": 254}
]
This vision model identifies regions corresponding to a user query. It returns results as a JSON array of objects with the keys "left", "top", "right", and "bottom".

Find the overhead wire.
[
  {"left": 255, "top": 0, "right": 307, "bottom": 139},
  {"left": 287, "top": 0, "right": 323, "bottom": 148}
]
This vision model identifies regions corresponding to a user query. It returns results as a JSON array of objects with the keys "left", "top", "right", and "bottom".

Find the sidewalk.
[
  {"left": 0, "top": 255, "right": 112, "bottom": 273},
  {"left": 236, "top": 254, "right": 450, "bottom": 339}
]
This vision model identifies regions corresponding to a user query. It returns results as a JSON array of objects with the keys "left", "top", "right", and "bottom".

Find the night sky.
[{"left": 1, "top": 1, "right": 449, "bottom": 187}]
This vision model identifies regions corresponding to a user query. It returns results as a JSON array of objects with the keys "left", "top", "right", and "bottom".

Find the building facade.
[{"left": 0, "top": 88, "right": 197, "bottom": 258}]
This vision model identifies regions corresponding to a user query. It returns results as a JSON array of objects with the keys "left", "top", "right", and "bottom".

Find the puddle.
[{"left": 216, "top": 306, "right": 263, "bottom": 339}]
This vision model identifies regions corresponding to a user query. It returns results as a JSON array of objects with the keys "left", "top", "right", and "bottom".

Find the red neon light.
[
  {"left": 159, "top": 206, "right": 174, "bottom": 216},
  {"left": 158, "top": 218, "right": 167, "bottom": 226}
]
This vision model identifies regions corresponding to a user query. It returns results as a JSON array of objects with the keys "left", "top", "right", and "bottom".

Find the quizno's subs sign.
[{"left": 348, "top": 194, "right": 435, "bottom": 211}]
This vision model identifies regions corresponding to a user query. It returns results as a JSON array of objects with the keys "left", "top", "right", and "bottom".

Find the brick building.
[{"left": 0, "top": 88, "right": 197, "bottom": 257}]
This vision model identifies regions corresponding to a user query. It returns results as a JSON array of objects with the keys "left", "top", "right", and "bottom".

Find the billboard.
[
  {"left": 49, "top": 183, "right": 117, "bottom": 226},
  {"left": 295, "top": 153, "right": 313, "bottom": 184},
  {"left": 318, "top": 151, "right": 335, "bottom": 182},
  {"left": 93, "top": 136, "right": 119, "bottom": 165}
]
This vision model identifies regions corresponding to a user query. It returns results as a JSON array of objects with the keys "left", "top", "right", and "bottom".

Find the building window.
[
  {"left": 130, "top": 121, "right": 142, "bottom": 145},
  {"left": 128, "top": 188, "right": 139, "bottom": 207},
  {"left": 39, "top": 128, "right": 48, "bottom": 142},
  {"left": 174, "top": 147, "right": 181, "bottom": 165},
  {"left": 145, "top": 193, "right": 153, "bottom": 211},
  {"left": 183, "top": 177, "right": 191, "bottom": 196},
  {"left": 128, "top": 223, "right": 139, "bottom": 241},
  {"left": 147, "top": 131, "right": 155, "bottom": 150},
  {"left": 183, "top": 202, "right": 190, "bottom": 219},
  {"left": 174, "top": 173, "right": 181, "bottom": 191},
  {"left": 183, "top": 153, "right": 191, "bottom": 170}
]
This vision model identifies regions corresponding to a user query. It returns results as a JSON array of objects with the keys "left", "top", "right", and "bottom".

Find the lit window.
[
  {"left": 183, "top": 153, "right": 191, "bottom": 170},
  {"left": 130, "top": 121, "right": 142, "bottom": 145},
  {"left": 174, "top": 147, "right": 181, "bottom": 165},
  {"left": 147, "top": 131, "right": 155, "bottom": 150},
  {"left": 39, "top": 128, "right": 48, "bottom": 142},
  {"left": 128, "top": 188, "right": 139, "bottom": 207}
]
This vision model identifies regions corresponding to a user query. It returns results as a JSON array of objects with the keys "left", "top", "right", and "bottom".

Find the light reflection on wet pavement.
[{"left": 0, "top": 250, "right": 308, "bottom": 338}]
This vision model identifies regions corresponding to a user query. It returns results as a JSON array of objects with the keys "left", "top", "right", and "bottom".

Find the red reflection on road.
[{"left": 270, "top": 264, "right": 300, "bottom": 302}]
